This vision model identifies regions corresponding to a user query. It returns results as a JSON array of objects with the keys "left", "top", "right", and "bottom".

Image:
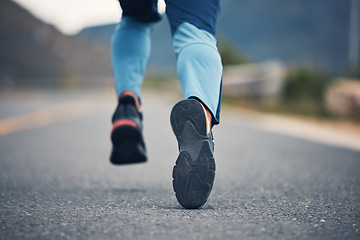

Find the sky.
[{"left": 13, "top": 0, "right": 166, "bottom": 35}]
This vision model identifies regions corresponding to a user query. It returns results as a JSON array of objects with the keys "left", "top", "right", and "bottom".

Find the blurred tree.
[
  {"left": 217, "top": 36, "right": 248, "bottom": 66},
  {"left": 283, "top": 67, "right": 328, "bottom": 101},
  {"left": 350, "top": 64, "right": 360, "bottom": 79}
]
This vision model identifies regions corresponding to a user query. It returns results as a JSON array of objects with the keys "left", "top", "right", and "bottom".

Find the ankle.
[
  {"left": 120, "top": 91, "right": 141, "bottom": 110},
  {"left": 200, "top": 103, "right": 212, "bottom": 134}
]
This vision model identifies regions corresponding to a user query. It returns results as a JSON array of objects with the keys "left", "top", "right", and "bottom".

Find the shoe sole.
[
  {"left": 170, "top": 99, "right": 215, "bottom": 209},
  {"left": 110, "top": 124, "right": 147, "bottom": 165}
]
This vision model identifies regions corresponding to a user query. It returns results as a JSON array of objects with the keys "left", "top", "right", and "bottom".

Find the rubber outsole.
[
  {"left": 170, "top": 99, "right": 215, "bottom": 209},
  {"left": 110, "top": 124, "right": 147, "bottom": 165}
]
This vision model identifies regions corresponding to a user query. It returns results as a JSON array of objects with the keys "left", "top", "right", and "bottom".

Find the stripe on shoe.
[{"left": 111, "top": 119, "right": 136, "bottom": 134}]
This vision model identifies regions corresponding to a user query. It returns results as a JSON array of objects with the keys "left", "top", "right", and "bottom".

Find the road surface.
[{"left": 0, "top": 89, "right": 359, "bottom": 239}]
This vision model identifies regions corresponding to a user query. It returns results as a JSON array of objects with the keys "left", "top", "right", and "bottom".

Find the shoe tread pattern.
[{"left": 170, "top": 99, "right": 215, "bottom": 209}]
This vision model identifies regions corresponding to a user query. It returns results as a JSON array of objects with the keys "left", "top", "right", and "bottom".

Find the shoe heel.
[
  {"left": 170, "top": 99, "right": 207, "bottom": 137},
  {"left": 110, "top": 125, "right": 146, "bottom": 164}
]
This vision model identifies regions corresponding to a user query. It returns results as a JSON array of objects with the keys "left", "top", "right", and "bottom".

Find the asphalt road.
[{"left": 0, "top": 89, "right": 359, "bottom": 240}]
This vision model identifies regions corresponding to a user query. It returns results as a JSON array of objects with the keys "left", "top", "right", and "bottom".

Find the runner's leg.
[
  {"left": 110, "top": 0, "right": 161, "bottom": 165},
  {"left": 167, "top": 0, "right": 223, "bottom": 209},
  {"left": 111, "top": 0, "right": 161, "bottom": 99},
  {"left": 166, "top": 0, "right": 223, "bottom": 125}
]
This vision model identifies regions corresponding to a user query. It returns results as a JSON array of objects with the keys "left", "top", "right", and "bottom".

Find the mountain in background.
[
  {"left": 79, "top": 0, "right": 355, "bottom": 76},
  {"left": 0, "top": 0, "right": 112, "bottom": 86},
  {"left": 0, "top": 0, "right": 357, "bottom": 86},
  {"left": 217, "top": 0, "right": 352, "bottom": 75}
]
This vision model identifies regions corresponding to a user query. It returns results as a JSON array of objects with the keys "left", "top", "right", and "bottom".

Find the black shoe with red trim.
[
  {"left": 110, "top": 95, "right": 147, "bottom": 165},
  {"left": 170, "top": 99, "right": 216, "bottom": 209}
]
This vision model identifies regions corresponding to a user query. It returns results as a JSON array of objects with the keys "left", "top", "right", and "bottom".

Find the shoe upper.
[{"left": 112, "top": 95, "right": 143, "bottom": 130}]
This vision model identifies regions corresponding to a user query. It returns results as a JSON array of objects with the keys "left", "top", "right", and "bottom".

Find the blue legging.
[{"left": 111, "top": 0, "right": 223, "bottom": 124}]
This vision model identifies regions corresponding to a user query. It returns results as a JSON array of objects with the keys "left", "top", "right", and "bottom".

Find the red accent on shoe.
[{"left": 111, "top": 119, "right": 136, "bottom": 134}]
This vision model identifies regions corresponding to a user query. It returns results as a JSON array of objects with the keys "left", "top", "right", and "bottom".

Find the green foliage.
[
  {"left": 217, "top": 37, "right": 248, "bottom": 66},
  {"left": 283, "top": 67, "right": 328, "bottom": 101},
  {"left": 349, "top": 64, "right": 360, "bottom": 78}
]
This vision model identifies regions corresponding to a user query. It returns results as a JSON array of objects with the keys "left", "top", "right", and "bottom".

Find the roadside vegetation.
[{"left": 229, "top": 67, "right": 329, "bottom": 117}]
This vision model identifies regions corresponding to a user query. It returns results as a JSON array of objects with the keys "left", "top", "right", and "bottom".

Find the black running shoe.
[
  {"left": 110, "top": 95, "right": 147, "bottom": 165},
  {"left": 170, "top": 99, "right": 216, "bottom": 209}
]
